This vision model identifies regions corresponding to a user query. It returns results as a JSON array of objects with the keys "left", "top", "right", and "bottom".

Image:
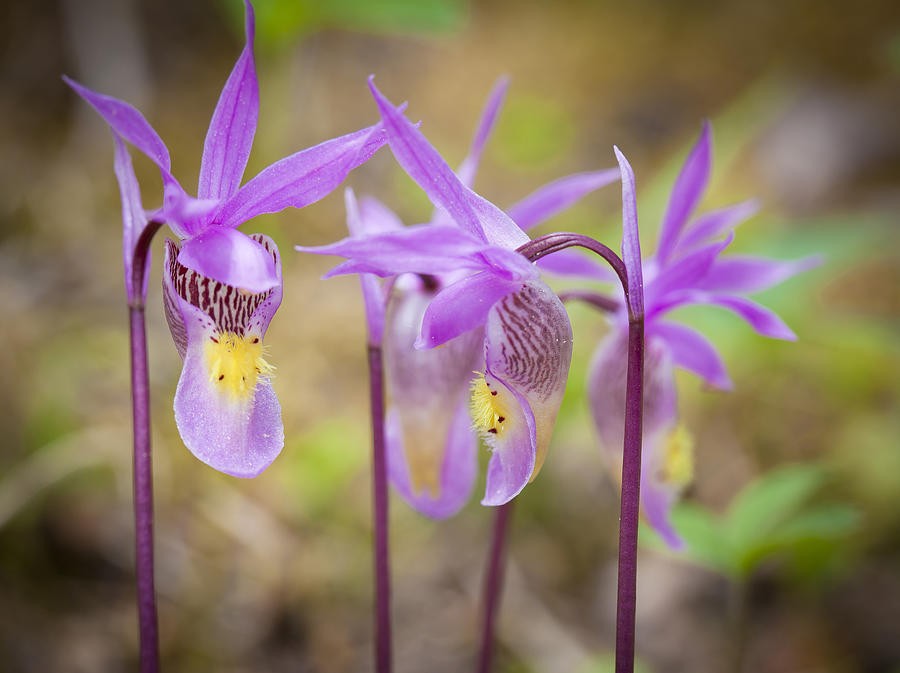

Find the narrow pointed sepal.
[{"left": 478, "top": 280, "right": 573, "bottom": 505}]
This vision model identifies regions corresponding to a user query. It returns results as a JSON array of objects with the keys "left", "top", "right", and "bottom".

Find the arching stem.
[{"left": 520, "top": 233, "right": 645, "bottom": 673}]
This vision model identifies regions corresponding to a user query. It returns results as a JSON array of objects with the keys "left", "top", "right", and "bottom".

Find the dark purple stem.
[
  {"left": 477, "top": 501, "right": 514, "bottom": 673},
  {"left": 129, "top": 221, "right": 163, "bottom": 673},
  {"left": 614, "top": 317, "right": 644, "bottom": 673},
  {"left": 367, "top": 345, "right": 392, "bottom": 673},
  {"left": 519, "top": 232, "right": 645, "bottom": 673}
]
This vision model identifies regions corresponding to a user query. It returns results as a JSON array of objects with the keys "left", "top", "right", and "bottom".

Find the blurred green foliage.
[
  {"left": 220, "top": 0, "right": 466, "bottom": 49},
  {"left": 643, "top": 464, "right": 861, "bottom": 581}
]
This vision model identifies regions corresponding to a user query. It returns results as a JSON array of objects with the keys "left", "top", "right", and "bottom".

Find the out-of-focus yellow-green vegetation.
[{"left": 1, "top": 0, "right": 898, "bottom": 671}]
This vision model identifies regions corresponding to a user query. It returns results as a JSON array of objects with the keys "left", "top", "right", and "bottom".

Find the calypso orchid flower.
[
  {"left": 586, "top": 123, "right": 820, "bottom": 547},
  {"left": 65, "top": 0, "right": 387, "bottom": 475},
  {"left": 301, "top": 78, "right": 620, "bottom": 510}
]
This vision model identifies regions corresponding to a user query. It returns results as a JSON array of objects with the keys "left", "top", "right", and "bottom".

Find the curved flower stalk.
[
  {"left": 65, "top": 0, "right": 386, "bottom": 296},
  {"left": 302, "top": 78, "right": 621, "bottom": 511},
  {"left": 584, "top": 122, "right": 820, "bottom": 548},
  {"left": 65, "top": 0, "right": 387, "bottom": 473}
]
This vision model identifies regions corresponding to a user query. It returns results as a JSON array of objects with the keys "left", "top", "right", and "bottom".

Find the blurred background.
[{"left": 1, "top": 0, "right": 899, "bottom": 671}]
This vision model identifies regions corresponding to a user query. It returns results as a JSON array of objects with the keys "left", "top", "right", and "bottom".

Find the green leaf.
[
  {"left": 769, "top": 504, "right": 861, "bottom": 545},
  {"left": 726, "top": 464, "right": 825, "bottom": 561},
  {"left": 670, "top": 503, "right": 735, "bottom": 575}
]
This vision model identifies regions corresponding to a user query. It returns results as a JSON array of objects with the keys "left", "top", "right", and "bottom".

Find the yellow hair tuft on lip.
[
  {"left": 204, "top": 332, "right": 274, "bottom": 402},
  {"left": 470, "top": 372, "right": 512, "bottom": 440}
]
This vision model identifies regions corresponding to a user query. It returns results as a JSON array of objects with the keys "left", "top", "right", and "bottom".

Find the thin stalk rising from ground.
[
  {"left": 368, "top": 345, "right": 393, "bottom": 673},
  {"left": 477, "top": 501, "right": 514, "bottom": 673}
]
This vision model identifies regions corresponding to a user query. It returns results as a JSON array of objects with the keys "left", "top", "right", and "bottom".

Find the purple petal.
[
  {"left": 614, "top": 147, "right": 645, "bottom": 318},
  {"left": 655, "top": 121, "right": 712, "bottom": 264},
  {"left": 506, "top": 168, "right": 621, "bottom": 231},
  {"left": 358, "top": 195, "right": 405, "bottom": 234},
  {"left": 589, "top": 332, "right": 687, "bottom": 549},
  {"left": 368, "top": 78, "right": 528, "bottom": 250},
  {"left": 178, "top": 226, "right": 278, "bottom": 293},
  {"left": 345, "top": 189, "right": 386, "bottom": 344},
  {"left": 163, "top": 234, "right": 282, "bottom": 359},
  {"left": 678, "top": 199, "right": 759, "bottom": 252},
  {"left": 383, "top": 288, "right": 482, "bottom": 517},
  {"left": 197, "top": 0, "right": 259, "bottom": 200},
  {"left": 64, "top": 76, "right": 171, "bottom": 172},
  {"left": 651, "top": 321, "right": 732, "bottom": 389},
  {"left": 299, "top": 224, "right": 492, "bottom": 278},
  {"left": 482, "top": 281, "right": 573, "bottom": 488},
  {"left": 698, "top": 254, "right": 822, "bottom": 294},
  {"left": 112, "top": 135, "right": 149, "bottom": 301},
  {"left": 646, "top": 232, "right": 734, "bottom": 310},
  {"left": 386, "top": 404, "right": 477, "bottom": 518},
  {"left": 641, "top": 455, "right": 684, "bottom": 550},
  {"left": 217, "top": 123, "right": 387, "bottom": 227},
  {"left": 174, "top": 330, "right": 283, "bottom": 477},
  {"left": 480, "top": 377, "right": 536, "bottom": 506},
  {"left": 456, "top": 76, "right": 509, "bottom": 188},
  {"left": 653, "top": 289, "right": 797, "bottom": 341},
  {"left": 162, "top": 240, "right": 190, "bottom": 359},
  {"left": 63, "top": 77, "right": 208, "bottom": 237},
  {"left": 417, "top": 272, "right": 522, "bottom": 348},
  {"left": 164, "top": 235, "right": 284, "bottom": 477},
  {"left": 698, "top": 294, "right": 797, "bottom": 340},
  {"left": 588, "top": 330, "right": 678, "bottom": 456}
]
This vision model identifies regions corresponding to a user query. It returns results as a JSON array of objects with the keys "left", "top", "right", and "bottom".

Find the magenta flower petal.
[
  {"left": 112, "top": 135, "right": 150, "bottom": 301},
  {"left": 646, "top": 233, "right": 734, "bottom": 310},
  {"left": 217, "top": 123, "right": 387, "bottom": 227},
  {"left": 383, "top": 288, "right": 482, "bottom": 517},
  {"left": 368, "top": 78, "right": 528, "bottom": 250},
  {"left": 678, "top": 199, "right": 759, "bottom": 252},
  {"left": 301, "top": 224, "right": 493, "bottom": 278},
  {"left": 64, "top": 76, "right": 193, "bottom": 234},
  {"left": 175, "top": 342, "right": 283, "bottom": 478},
  {"left": 456, "top": 76, "right": 509, "bottom": 188},
  {"left": 589, "top": 330, "right": 677, "bottom": 460},
  {"left": 614, "top": 147, "right": 644, "bottom": 317},
  {"left": 652, "top": 321, "right": 732, "bottom": 389},
  {"left": 197, "top": 0, "right": 259, "bottom": 200},
  {"left": 506, "top": 168, "right": 621, "bottom": 231},
  {"left": 655, "top": 121, "right": 712, "bottom": 264},
  {"left": 358, "top": 196, "right": 405, "bottom": 234},
  {"left": 589, "top": 331, "right": 689, "bottom": 548},
  {"left": 699, "top": 254, "right": 823, "bottom": 294},
  {"left": 697, "top": 293, "right": 798, "bottom": 340},
  {"left": 479, "top": 377, "right": 536, "bottom": 506},
  {"left": 640, "top": 452, "right": 685, "bottom": 549},
  {"left": 177, "top": 226, "right": 278, "bottom": 294},
  {"left": 386, "top": 404, "right": 477, "bottom": 518},
  {"left": 63, "top": 76, "right": 171, "bottom": 173},
  {"left": 417, "top": 272, "right": 523, "bottom": 348},
  {"left": 163, "top": 235, "right": 284, "bottom": 477},
  {"left": 479, "top": 281, "right": 573, "bottom": 504}
]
